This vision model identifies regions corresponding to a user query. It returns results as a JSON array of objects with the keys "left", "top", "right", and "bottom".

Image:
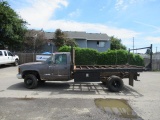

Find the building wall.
[
  {"left": 87, "top": 40, "right": 110, "bottom": 52},
  {"left": 141, "top": 53, "right": 160, "bottom": 70},
  {"left": 42, "top": 43, "right": 57, "bottom": 53},
  {"left": 75, "top": 39, "right": 87, "bottom": 48}
]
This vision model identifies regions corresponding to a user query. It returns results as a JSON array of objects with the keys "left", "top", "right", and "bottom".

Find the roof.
[
  {"left": 25, "top": 29, "right": 44, "bottom": 38},
  {"left": 64, "top": 31, "right": 86, "bottom": 39},
  {"left": 86, "top": 33, "right": 109, "bottom": 40},
  {"left": 45, "top": 32, "right": 55, "bottom": 39},
  {"left": 45, "top": 31, "right": 110, "bottom": 41}
]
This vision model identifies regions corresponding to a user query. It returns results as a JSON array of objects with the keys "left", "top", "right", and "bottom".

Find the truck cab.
[
  {"left": 42, "top": 52, "right": 71, "bottom": 81},
  {"left": 0, "top": 50, "right": 19, "bottom": 66},
  {"left": 17, "top": 52, "right": 72, "bottom": 89}
]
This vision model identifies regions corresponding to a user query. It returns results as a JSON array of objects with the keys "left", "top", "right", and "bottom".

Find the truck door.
[
  {"left": 49, "top": 54, "right": 70, "bottom": 80},
  {"left": 7, "top": 51, "right": 14, "bottom": 63},
  {"left": 3, "top": 51, "right": 9, "bottom": 64}
]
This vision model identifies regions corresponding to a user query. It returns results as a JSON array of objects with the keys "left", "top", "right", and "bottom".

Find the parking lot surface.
[{"left": 0, "top": 65, "right": 160, "bottom": 120}]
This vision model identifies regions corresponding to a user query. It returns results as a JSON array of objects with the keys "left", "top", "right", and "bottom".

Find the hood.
[
  {"left": 12, "top": 54, "right": 19, "bottom": 58},
  {"left": 18, "top": 62, "right": 46, "bottom": 72}
]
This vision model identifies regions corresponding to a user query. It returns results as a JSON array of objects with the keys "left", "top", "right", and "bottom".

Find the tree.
[
  {"left": 23, "top": 29, "right": 45, "bottom": 53},
  {"left": 0, "top": 1, "right": 27, "bottom": 51},
  {"left": 110, "top": 36, "right": 126, "bottom": 50},
  {"left": 54, "top": 29, "right": 77, "bottom": 48},
  {"left": 65, "top": 38, "right": 78, "bottom": 47},
  {"left": 54, "top": 29, "right": 65, "bottom": 48}
]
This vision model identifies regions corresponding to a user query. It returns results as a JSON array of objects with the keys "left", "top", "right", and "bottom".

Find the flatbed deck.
[
  {"left": 74, "top": 65, "right": 145, "bottom": 72},
  {"left": 70, "top": 47, "right": 146, "bottom": 92}
]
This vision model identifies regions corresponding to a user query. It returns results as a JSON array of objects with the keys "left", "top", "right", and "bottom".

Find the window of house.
[{"left": 97, "top": 41, "right": 105, "bottom": 47}]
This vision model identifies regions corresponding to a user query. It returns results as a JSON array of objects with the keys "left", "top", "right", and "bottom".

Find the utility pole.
[
  {"left": 156, "top": 47, "right": 157, "bottom": 53},
  {"left": 133, "top": 37, "right": 134, "bottom": 53},
  {"left": 33, "top": 34, "right": 37, "bottom": 62},
  {"left": 150, "top": 44, "right": 152, "bottom": 71}
]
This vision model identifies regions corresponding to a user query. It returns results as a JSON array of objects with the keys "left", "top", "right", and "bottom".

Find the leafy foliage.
[
  {"left": 65, "top": 38, "right": 78, "bottom": 47},
  {"left": 59, "top": 46, "right": 144, "bottom": 66},
  {"left": 110, "top": 36, "right": 126, "bottom": 50},
  {"left": 75, "top": 47, "right": 99, "bottom": 65},
  {"left": 0, "top": 1, "right": 27, "bottom": 50},
  {"left": 97, "top": 50, "right": 128, "bottom": 65},
  {"left": 23, "top": 29, "right": 45, "bottom": 53},
  {"left": 59, "top": 46, "right": 98, "bottom": 65},
  {"left": 54, "top": 29, "right": 65, "bottom": 48},
  {"left": 58, "top": 45, "right": 71, "bottom": 52}
]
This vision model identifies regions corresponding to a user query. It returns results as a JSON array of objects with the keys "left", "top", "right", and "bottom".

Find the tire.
[
  {"left": 24, "top": 74, "right": 38, "bottom": 89},
  {"left": 107, "top": 76, "right": 124, "bottom": 92},
  {"left": 14, "top": 59, "right": 19, "bottom": 66},
  {"left": 38, "top": 80, "right": 46, "bottom": 84}
]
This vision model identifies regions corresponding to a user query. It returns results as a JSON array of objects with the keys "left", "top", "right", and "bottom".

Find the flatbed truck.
[{"left": 17, "top": 48, "right": 145, "bottom": 92}]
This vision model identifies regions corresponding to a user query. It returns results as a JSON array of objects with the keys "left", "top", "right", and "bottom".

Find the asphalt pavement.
[{"left": 0, "top": 65, "right": 160, "bottom": 120}]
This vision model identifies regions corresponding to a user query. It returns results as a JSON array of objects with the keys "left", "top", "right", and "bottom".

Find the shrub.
[{"left": 58, "top": 46, "right": 144, "bottom": 66}]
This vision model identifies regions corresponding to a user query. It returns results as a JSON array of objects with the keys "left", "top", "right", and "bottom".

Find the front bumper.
[{"left": 17, "top": 74, "right": 22, "bottom": 79}]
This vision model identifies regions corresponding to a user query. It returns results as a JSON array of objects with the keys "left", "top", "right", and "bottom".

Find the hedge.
[{"left": 58, "top": 46, "right": 144, "bottom": 66}]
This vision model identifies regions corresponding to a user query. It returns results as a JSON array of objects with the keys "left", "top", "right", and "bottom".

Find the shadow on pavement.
[
  {"left": 0, "top": 64, "right": 14, "bottom": 69},
  {"left": 7, "top": 81, "right": 143, "bottom": 97}
]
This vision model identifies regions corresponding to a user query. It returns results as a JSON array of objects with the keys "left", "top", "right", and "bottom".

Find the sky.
[{"left": 7, "top": 0, "right": 160, "bottom": 53}]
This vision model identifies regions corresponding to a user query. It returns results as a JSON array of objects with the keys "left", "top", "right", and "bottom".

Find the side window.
[
  {"left": 4, "top": 51, "right": 7, "bottom": 56},
  {"left": 8, "top": 51, "right": 13, "bottom": 56},
  {"left": 46, "top": 56, "right": 54, "bottom": 64},
  {"left": 0, "top": 51, "right": 2, "bottom": 56},
  {"left": 55, "top": 54, "right": 67, "bottom": 65}
]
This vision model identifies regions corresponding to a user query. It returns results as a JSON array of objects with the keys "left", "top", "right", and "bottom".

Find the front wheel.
[{"left": 24, "top": 74, "right": 38, "bottom": 89}]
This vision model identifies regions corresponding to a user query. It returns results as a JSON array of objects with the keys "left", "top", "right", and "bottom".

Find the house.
[
  {"left": 45, "top": 31, "right": 110, "bottom": 52},
  {"left": 43, "top": 32, "right": 57, "bottom": 53}
]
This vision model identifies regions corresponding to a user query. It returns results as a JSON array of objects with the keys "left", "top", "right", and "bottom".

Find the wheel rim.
[
  {"left": 112, "top": 80, "right": 120, "bottom": 88},
  {"left": 26, "top": 79, "right": 33, "bottom": 85}
]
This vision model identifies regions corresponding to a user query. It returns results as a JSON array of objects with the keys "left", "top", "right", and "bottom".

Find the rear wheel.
[
  {"left": 24, "top": 74, "right": 38, "bottom": 89},
  {"left": 107, "top": 76, "right": 124, "bottom": 92}
]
